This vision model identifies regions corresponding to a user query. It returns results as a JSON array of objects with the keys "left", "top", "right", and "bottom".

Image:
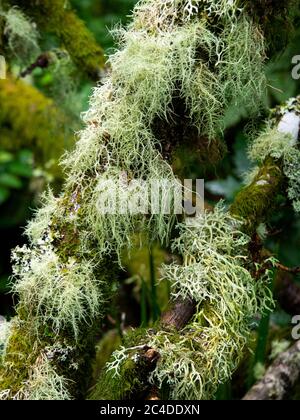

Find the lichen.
[
  {"left": 149, "top": 206, "right": 274, "bottom": 399},
  {"left": 0, "top": 0, "right": 274, "bottom": 399},
  {"left": 105, "top": 205, "right": 275, "bottom": 400},
  {"left": 12, "top": 246, "right": 105, "bottom": 340},
  {"left": 0, "top": 4, "right": 40, "bottom": 62},
  {"left": 1, "top": 352, "right": 72, "bottom": 400}
]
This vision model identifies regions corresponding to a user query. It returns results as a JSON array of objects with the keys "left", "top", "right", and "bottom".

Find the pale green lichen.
[
  {"left": 62, "top": 0, "right": 267, "bottom": 259},
  {"left": 134, "top": 0, "right": 241, "bottom": 30},
  {"left": 0, "top": 318, "right": 9, "bottom": 360},
  {"left": 147, "top": 206, "right": 274, "bottom": 399},
  {"left": 107, "top": 205, "right": 275, "bottom": 400},
  {"left": 0, "top": 5, "right": 40, "bottom": 61},
  {"left": 12, "top": 245, "right": 105, "bottom": 340},
  {"left": 0, "top": 354, "right": 71, "bottom": 400},
  {"left": 1, "top": 0, "right": 270, "bottom": 399}
]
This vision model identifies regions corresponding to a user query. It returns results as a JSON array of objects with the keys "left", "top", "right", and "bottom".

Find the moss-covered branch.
[
  {"left": 230, "top": 157, "right": 283, "bottom": 234},
  {"left": 0, "top": 76, "right": 73, "bottom": 179},
  {"left": 1, "top": 1, "right": 299, "bottom": 401},
  {"left": 9, "top": 0, "right": 105, "bottom": 79}
]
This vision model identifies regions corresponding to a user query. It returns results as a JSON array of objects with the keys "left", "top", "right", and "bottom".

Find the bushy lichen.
[
  {"left": 105, "top": 205, "right": 274, "bottom": 400},
  {"left": 0, "top": 354, "right": 71, "bottom": 400},
  {"left": 0, "top": 318, "right": 9, "bottom": 360}
]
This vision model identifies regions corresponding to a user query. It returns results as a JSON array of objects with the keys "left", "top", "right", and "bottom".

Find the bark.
[
  {"left": 160, "top": 298, "right": 197, "bottom": 331},
  {"left": 243, "top": 341, "right": 300, "bottom": 400}
]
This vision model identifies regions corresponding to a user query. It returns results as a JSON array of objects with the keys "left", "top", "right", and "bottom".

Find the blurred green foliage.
[{"left": 0, "top": 150, "right": 32, "bottom": 205}]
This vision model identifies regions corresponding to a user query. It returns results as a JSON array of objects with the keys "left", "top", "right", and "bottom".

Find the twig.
[{"left": 276, "top": 263, "right": 300, "bottom": 274}]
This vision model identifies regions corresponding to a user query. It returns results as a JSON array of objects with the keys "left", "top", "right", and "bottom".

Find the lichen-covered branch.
[
  {"left": 243, "top": 341, "right": 300, "bottom": 400},
  {"left": 8, "top": 0, "right": 105, "bottom": 79},
  {"left": 93, "top": 96, "right": 300, "bottom": 401},
  {"left": 1, "top": 0, "right": 299, "bottom": 401}
]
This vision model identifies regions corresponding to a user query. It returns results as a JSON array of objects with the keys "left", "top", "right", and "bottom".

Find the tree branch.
[
  {"left": 243, "top": 341, "right": 300, "bottom": 400},
  {"left": 93, "top": 100, "right": 300, "bottom": 400}
]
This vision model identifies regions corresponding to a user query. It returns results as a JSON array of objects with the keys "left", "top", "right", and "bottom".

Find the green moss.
[
  {"left": 247, "top": 98, "right": 300, "bottom": 214},
  {"left": 90, "top": 328, "right": 156, "bottom": 400},
  {"left": 0, "top": 76, "right": 72, "bottom": 179},
  {"left": 92, "top": 330, "right": 122, "bottom": 385},
  {"left": 0, "top": 321, "right": 38, "bottom": 397},
  {"left": 11, "top": 0, "right": 105, "bottom": 79},
  {"left": 231, "top": 157, "right": 284, "bottom": 233}
]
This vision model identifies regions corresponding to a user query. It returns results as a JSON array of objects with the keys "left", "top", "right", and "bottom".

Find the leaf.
[
  {"left": 18, "top": 150, "right": 33, "bottom": 165},
  {"left": 0, "top": 151, "right": 13, "bottom": 164},
  {"left": 8, "top": 161, "right": 32, "bottom": 178},
  {"left": 0, "top": 173, "right": 23, "bottom": 189},
  {"left": 0, "top": 186, "right": 10, "bottom": 204},
  {"left": 0, "top": 276, "right": 10, "bottom": 293}
]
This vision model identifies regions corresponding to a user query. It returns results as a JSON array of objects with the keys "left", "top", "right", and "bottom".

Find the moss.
[
  {"left": 0, "top": 76, "right": 73, "bottom": 179},
  {"left": 92, "top": 330, "right": 122, "bottom": 386},
  {"left": 0, "top": 321, "right": 38, "bottom": 396},
  {"left": 11, "top": 0, "right": 105, "bottom": 79},
  {"left": 247, "top": 97, "right": 300, "bottom": 214},
  {"left": 148, "top": 205, "right": 274, "bottom": 399},
  {"left": 90, "top": 328, "right": 157, "bottom": 400},
  {"left": 231, "top": 157, "right": 284, "bottom": 233}
]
